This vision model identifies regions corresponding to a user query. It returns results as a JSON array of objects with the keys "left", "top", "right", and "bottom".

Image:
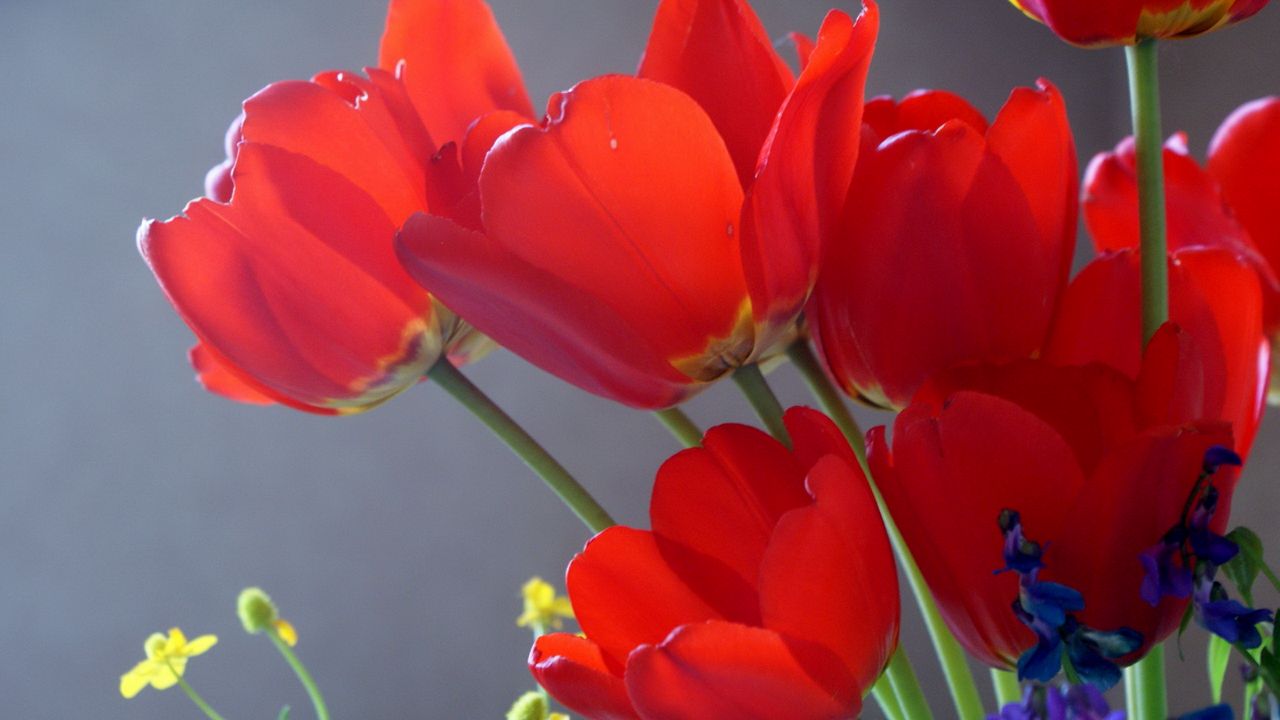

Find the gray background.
[{"left": 1, "top": 0, "right": 1278, "bottom": 717}]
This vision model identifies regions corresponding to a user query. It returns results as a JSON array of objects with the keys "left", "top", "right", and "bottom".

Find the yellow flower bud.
[
  {"left": 507, "top": 691, "right": 549, "bottom": 720},
  {"left": 237, "top": 587, "right": 279, "bottom": 634}
]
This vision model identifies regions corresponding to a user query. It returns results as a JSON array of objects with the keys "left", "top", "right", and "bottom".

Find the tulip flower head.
[
  {"left": 1009, "top": 0, "right": 1271, "bottom": 47},
  {"left": 119, "top": 628, "right": 217, "bottom": 699},
  {"left": 809, "top": 82, "right": 1077, "bottom": 410},
  {"left": 397, "top": 0, "right": 880, "bottom": 409},
  {"left": 530, "top": 409, "right": 899, "bottom": 719}
]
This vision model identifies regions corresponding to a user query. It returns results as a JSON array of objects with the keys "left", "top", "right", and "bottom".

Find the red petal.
[
  {"left": 1051, "top": 424, "right": 1235, "bottom": 656},
  {"left": 530, "top": 634, "right": 639, "bottom": 720},
  {"left": 783, "top": 406, "right": 862, "bottom": 471},
  {"left": 140, "top": 144, "right": 437, "bottom": 413},
  {"left": 396, "top": 213, "right": 698, "bottom": 409},
  {"left": 625, "top": 621, "right": 857, "bottom": 720},
  {"left": 809, "top": 121, "right": 1054, "bottom": 409},
  {"left": 638, "top": 0, "right": 794, "bottom": 186},
  {"left": 460, "top": 110, "right": 529, "bottom": 189},
  {"left": 987, "top": 79, "right": 1077, "bottom": 290},
  {"left": 566, "top": 527, "right": 723, "bottom": 669},
  {"left": 1012, "top": 0, "right": 1142, "bottom": 46},
  {"left": 1046, "top": 248, "right": 1267, "bottom": 455},
  {"left": 758, "top": 455, "right": 899, "bottom": 692},
  {"left": 378, "top": 0, "right": 533, "bottom": 145},
  {"left": 188, "top": 343, "right": 275, "bottom": 406},
  {"left": 1209, "top": 97, "right": 1280, "bottom": 328},
  {"left": 240, "top": 71, "right": 435, "bottom": 224},
  {"left": 739, "top": 5, "right": 879, "bottom": 341},
  {"left": 648, "top": 424, "right": 810, "bottom": 621},
  {"left": 788, "top": 32, "right": 815, "bottom": 71},
  {"left": 873, "top": 389, "right": 1086, "bottom": 667},
  {"left": 477, "top": 76, "right": 749, "bottom": 381},
  {"left": 862, "top": 90, "right": 989, "bottom": 142}
]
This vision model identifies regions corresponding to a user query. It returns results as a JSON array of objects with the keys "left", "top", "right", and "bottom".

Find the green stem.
[
  {"left": 429, "top": 360, "right": 615, "bottom": 533},
  {"left": 653, "top": 407, "right": 703, "bottom": 448},
  {"left": 991, "top": 668, "right": 1021, "bottom": 707},
  {"left": 268, "top": 629, "right": 331, "bottom": 720},
  {"left": 788, "top": 341, "right": 983, "bottom": 720},
  {"left": 732, "top": 364, "right": 791, "bottom": 446},
  {"left": 1124, "top": 664, "right": 1140, "bottom": 720},
  {"left": 885, "top": 647, "right": 932, "bottom": 720},
  {"left": 165, "top": 661, "right": 225, "bottom": 720},
  {"left": 1133, "top": 644, "right": 1167, "bottom": 720},
  {"left": 786, "top": 341, "right": 865, "bottom": 457},
  {"left": 871, "top": 674, "right": 905, "bottom": 720},
  {"left": 1126, "top": 39, "right": 1169, "bottom": 342}
]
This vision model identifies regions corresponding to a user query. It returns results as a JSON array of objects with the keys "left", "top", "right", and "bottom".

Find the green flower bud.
[
  {"left": 237, "top": 587, "right": 279, "bottom": 634},
  {"left": 506, "top": 691, "right": 549, "bottom": 720}
]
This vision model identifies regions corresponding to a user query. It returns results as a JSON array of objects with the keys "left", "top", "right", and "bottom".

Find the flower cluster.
[{"left": 131, "top": 0, "right": 1280, "bottom": 718}]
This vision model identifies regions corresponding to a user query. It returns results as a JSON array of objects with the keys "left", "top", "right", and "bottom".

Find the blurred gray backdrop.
[{"left": 1, "top": 0, "right": 1278, "bottom": 717}]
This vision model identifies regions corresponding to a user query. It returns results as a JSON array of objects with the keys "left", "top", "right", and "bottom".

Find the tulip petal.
[
  {"left": 862, "top": 90, "right": 989, "bottom": 141},
  {"left": 987, "top": 79, "right": 1077, "bottom": 288},
  {"left": 1052, "top": 424, "right": 1235, "bottom": 657},
  {"left": 1012, "top": 0, "right": 1143, "bottom": 46},
  {"left": 625, "top": 621, "right": 857, "bottom": 720},
  {"left": 638, "top": 0, "right": 794, "bottom": 185},
  {"left": 648, "top": 424, "right": 810, "bottom": 621},
  {"left": 188, "top": 343, "right": 275, "bottom": 406},
  {"left": 567, "top": 527, "right": 724, "bottom": 669},
  {"left": 530, "top": 633, "right": 639, "bottom": 720},
  {"left": 476, "top": 76, "right": 750, "bottom": 383},
  {"left": 810, "top": 121, "right": 1051, "bottom": 409},
  {"left": 396, "top": 213, "right": 697, "bottom": 409},
  {"left": 378, "top": 0, "right": 533, "bottom": 145},
  {"left": 739, "top": 5, "right": 879, "bottom": 339},
  {"left": 239, "top": 71, "right": 435, "bottom": 224},
  {"left": 873, "top": 387, "right": 1087, "bottom": 667},
  {"left": 758, "top": 455, "right": 898, "bottom": 693},
  {"left": 140, "top": 144, "right": 438, "bottom": 413},
  {"left": 1209, "top": 97, "right": 1280, "bottom": 327}
]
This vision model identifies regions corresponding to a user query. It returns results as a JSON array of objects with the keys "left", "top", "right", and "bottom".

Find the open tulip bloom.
[{"left": 133, "top": 0, "right": 1280, "bottom": 718}]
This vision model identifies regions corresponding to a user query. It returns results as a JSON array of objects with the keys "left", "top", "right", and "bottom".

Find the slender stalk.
[
  {"left": 786, "top": 341, "right": 865, "bottom": 457},
  {"left": 429, "top": 360, "right": 614, "bottom": 533},
  {"left": 732, "top": 364, "right": 791, "bottom": 446},
  {"left": 268, "top": 629, "right": 330, "bottom": 720},
  {"left": 164, "top": 661, "right": 225, "bottom": 720},
  {"left": 886, "top": 647, "right": 933, "bottom": 720},
  {"left": 1126, "top": 38, "right": 1170, "bottom": 720},
  {"left": 1125, "top": 665, "right": 1140, "bottom": 720},
  {"left": 991, "top": 668, "right": 1021, "bottom": 707},
  {"left": 787, "top": 341, "right": 981, "bottom": 720},
  {"left": 653, "top": 407, "right": 703, "bottom": 448},
  {"left": 1126, "top": 39, "right": 1169, "bottom": 342},
  {"left": 871, "top": 674, "right": 905, "bottom": 720},
  {"left": 1133, "top": 644, "right": 1167, "bottom": 720}
]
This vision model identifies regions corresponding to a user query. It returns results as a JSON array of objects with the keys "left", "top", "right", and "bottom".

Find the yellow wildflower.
[
  {"left": 119, "top": 628, "right": 217, "bottom": 699},
  {"left": 238, "top": 587, "right": 297, "bottom": 646},
  {"left": 516, "top": 577, "right": 574, "bottom": 631}
]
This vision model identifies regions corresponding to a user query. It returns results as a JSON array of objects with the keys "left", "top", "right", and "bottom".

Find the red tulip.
[
  {"left": 531, "top": 408, "right": 899, "bottom": 720},
  {"left": 808, "top": 82, "right": 1077, "bottom": 410},
  {"left": 870, "top": 332, "right": 1237, "bottom": 670},
  {"left": 397, "top": 1, "right": 879, "bottom": 409},
  {"left": 140, "top": 0, "right": 529, "bottom": 413},
  {"left": 1008, "top": 0, "right": 1271, "bottom": 47},
  {"left": 1044, "top": 248, "right": 1268, "bottom": 456}
]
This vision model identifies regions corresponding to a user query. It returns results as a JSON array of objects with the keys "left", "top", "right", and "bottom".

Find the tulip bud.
[{"left": 1009, "top": 0, "right": 1270, "bottom": 47}]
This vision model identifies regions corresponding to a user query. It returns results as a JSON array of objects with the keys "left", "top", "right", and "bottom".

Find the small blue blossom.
[
  {"left": 1187, "top": 487, "right": 1240, "bottom": 566},
  {"left": 1194, "top": 581, "right": 1273, "bottom": 649},
  {"left": 1176, "top": 704, "right": 1234, "bottom": 720},
  {"left": 1001, "top": 509, "right": 1047, "bottom": 576},
  {"left": 1138, "top": 529, "right": 1193, "bottom": 605},
  {"left": 988, "top": 683, "right": 1124, "bottom": 720},
  {"left": 1202, "top": 445, "right": 1243, "bottom": 474},
  {"left": 1064, "top": 621, "right": 1143, "bottom": 690}
]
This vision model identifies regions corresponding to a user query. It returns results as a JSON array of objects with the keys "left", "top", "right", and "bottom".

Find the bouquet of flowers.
[{"left": 128, "top": 0, "right": 1280, "bottom": 717}]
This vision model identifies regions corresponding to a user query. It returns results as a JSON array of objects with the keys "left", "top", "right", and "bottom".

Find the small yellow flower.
[
  {"left": 238, "top": 587, "right": 297, "bottom": 646},
  {"left": 119, "top": 628, "right": 217, "bottom": 699},
  {"left": 516, "top": 577, "right": 574, "bottom": 631}
]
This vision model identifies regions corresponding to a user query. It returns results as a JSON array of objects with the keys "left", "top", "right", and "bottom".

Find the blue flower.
[
  {"left": 1138, "top": 530, "right": 1192, "bottom": 606},
  {"left": 1176, "top": 704, "right": 1234, "bottom": 720},
  {"left": 1194, "top": 581, "right": 1273, "bottom": 649},
  {"left": 1202, "top": 446, "right": 1242, "bottom": 474}
]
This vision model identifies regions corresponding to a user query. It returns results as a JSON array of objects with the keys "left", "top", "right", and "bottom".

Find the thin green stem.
[
  {"left": 653, "top": 407, "right": 702, "bottom": 448},
  {"left": 1133, "top": 644, "right": 1167, "bottom": 720},
  {"left": 268, "top": 629, "right": 330, "bottom": 720},
  {"left": 786, "top": 341, "right": 865, "bottom": 457},
  {"left": 788, "top": 341, "right": 984, "bottom": 720},
  {"left": 871, "top": 674, "right": 905, "bottom": 720},
  {"left": 1124, "top": 665, "right": 1140, "bottom": 720},
  {"left": 991, "top": 668, "right": 1021, "bottom": 707},
  {"left": 885, "top": 647, "right": 932, "bottom": 720},
  {"left": 429, "top": 359, "right": 614, "bottom": 533},
  {"left": 732, "top": 364, "right": 791, "bottom": 446},
  {"left": 1126, "top": 39, "right": 1169, "bottom": 342},
  {"left": 165, "top": 661, "right": 225, "bottom": 720}
]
